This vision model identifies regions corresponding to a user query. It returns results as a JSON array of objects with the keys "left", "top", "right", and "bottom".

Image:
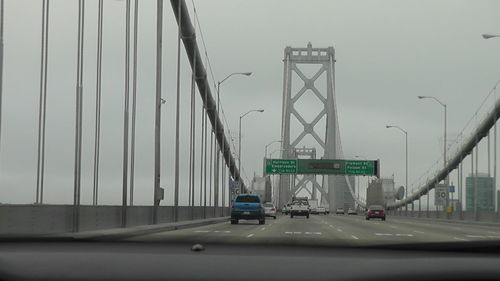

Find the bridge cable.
[
  {"left": 92, "top": 0, "right": 104, "bottom": 206},
  {"left": 129, "top": 0, "right": 139, "bottom": 206},
  {"left": 36, "top": 0, "right": 50, "bottom": 204},
  {"left": 73, "top": 0, "right": 85, "bottom": 232}
]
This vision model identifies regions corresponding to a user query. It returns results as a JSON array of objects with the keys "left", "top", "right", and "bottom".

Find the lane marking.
[
  {"left": 329, "top": 225, "right": 334, "bottom": 227},
  {"left": 395, "top": 234, "right": 414, "bottom": 237},
  {"left": 305, "top": 232, "right": 312, "bottom": 235},
  {"left": 337, "top": 229, "right": 343, "bottom": 232},
  {"left": 466, "top": 235, "right": 485, "bottom": 238},
  {"left": 247, "top": 233, "right": 254, "bottom": 238},
  {"left": 314, "top": 232, "right": 322, "bottom": 235},
  {"left": 389, "top": 225, "right": 398, "bottom": 229},
  {"left": 260, "top": 227, "right": 266, "bottom": 231},
  {"left": 224, "top": 231, "right": 231, "bottom": 233},
  {"left": 453, "top": 237, "right": 468, "bottom": 241},
  {"left": 293, "top": 232, "right": 301, "bottom": 234},
  {"left": 413, "top": 230, "right": 425, "bottom": 234},
  {"left": 375, "top": 233, "right": 392, "bottom": 236},
  {"left": 351, "top": 235, "right": 359, "bottom": 240},
  {"left": 214, "top": 231, "right": 221, "bottom": 233},
  {"left": 195, "top": 230, "right": 210, "bottom": 233},
  {"left": 285, "top": 232, "right": 293, "bottom": 235}
]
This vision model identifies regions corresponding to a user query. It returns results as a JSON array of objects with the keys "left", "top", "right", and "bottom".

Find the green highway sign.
[
  {"left": 344, "top": 160, "right": 376, "bottom": 176},
  {"left": 297, "top": 159, "right": 344, "bottom": 174},
  {"left": 266, "top": 158, "right": 379, "bottom": 176},
  {"left": 266, "top": 159, "right": 298, "bottom": 174}
]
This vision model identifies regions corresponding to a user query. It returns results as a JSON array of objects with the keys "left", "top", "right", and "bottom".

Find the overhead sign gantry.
[{"left": 266, "top": 159, "right": 379, "bottom": 177}]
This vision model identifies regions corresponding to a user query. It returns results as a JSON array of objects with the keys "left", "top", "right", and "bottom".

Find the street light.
[
  {"left": 217, "top": 72, "right": 253, "bottom": 117},
  {"left": 417, "top": 96, "right": 447, "bottom": 179},
  {"left": 269, "top": 148, "right": 286, "bottom": 158},
  {"left": 482, "top": 34, "right": 500, "bottom": 39},
  {"left": 385, "top": 125, "right": 408, "bottom": 200},
  {"left": 354, "top": 155, "right": 367, "bottom": 209},
  {"left": 265, "top": 140, "right": 283, "bottom": 158},
  {"left": 238, "top": 109, "right": 264, "bottom": 192},
  {"left": 215, "top": 72, "right": 252, "bottom": 208}
]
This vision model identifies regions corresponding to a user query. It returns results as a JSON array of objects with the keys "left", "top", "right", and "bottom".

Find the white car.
[
  {"left": 264, "top": 203, "right": 277, "bottom": 219},
  {"left": 315, "top": 206, "right": 327, "bottom": 215}
]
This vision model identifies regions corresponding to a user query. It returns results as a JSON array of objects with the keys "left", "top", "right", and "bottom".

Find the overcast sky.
[{"left": 0, "top": 0, "right": 499, "bottom": 206}]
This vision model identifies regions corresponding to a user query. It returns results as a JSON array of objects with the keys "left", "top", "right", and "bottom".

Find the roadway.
[{"left": 126, "top": 214, "right": 500, "bottom": 246}]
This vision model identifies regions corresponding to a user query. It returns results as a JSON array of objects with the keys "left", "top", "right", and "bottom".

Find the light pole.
[
  {"left": 418, "top": 96, "right": 446, "bottom": 172},
  {"left": 264, "top": 140, "right": 282, "bottom": 175},
  {"left": 354, "top": 155, "right": 367, "bottom": 209},
  {"left": 269, "top": 148, "right": 286, "bottom": 158},
  {"left": 265, "top": 140, "right": 283, "bottom": 158},
  {"left": 216, "top": 72, "right": 251, "bottom": 209},
  {"left": 482, "top": 34, "right": 500, "bottom": 39},
  {"left": 482, "top": 33, "right": 498, "bottom": 215},
  {"left": 418, "top": 95, "right": 448, "bottom": 214},
  {"left": 386, "top": 125, "right": 408, "bottom": 214},
  {"left": 238, "top": 109, "right": 264, "bottom": 193}
]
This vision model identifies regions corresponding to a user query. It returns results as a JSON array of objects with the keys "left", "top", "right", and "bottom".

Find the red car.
[{"left": 366, "top": 205, "right": 386, "bottom": 221}]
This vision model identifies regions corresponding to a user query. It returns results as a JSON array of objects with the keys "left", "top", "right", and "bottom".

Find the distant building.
[
  {"left": 250, "top": 176, "right": 272, "bottom": 203},
  {"left": 466, "top": 173, "right": 494, "bottom": 211},
  {"left": 381, "top": 178, "right": 396, "bottom": 205}
]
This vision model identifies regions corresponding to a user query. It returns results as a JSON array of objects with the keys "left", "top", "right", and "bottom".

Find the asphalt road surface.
[{"left": 127, "top": 214, "right": 500, "bottom": 246}]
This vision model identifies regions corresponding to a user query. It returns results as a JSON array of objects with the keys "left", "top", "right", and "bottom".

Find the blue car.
[{"left": 231, "top": 194, "right": 266, "bottom": 225}]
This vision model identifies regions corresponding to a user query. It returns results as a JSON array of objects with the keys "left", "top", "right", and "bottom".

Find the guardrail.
[
  {"left": 389, "top": 209, "right": 500, "bottom": 223},
  {"left": 0, "top": 205, "right": 229, "bottom": 235}
]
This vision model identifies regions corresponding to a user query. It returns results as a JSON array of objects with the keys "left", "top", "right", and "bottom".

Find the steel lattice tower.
[{"left": 278, "top": 43, "right": 354, "bottom": 210}]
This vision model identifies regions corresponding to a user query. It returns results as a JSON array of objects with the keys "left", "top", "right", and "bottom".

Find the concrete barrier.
[
  {"left": 393, "top": 209, "right": 500, "bottom": 225},
  {"left": 0, "top": 205, "right": 229, "bottom": 235}
]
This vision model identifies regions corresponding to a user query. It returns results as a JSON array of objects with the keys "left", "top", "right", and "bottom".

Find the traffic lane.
[
  {"left": 329, "top": 214, "right": 500, "bottom": 243},
  {"left": 126, "top": 214, "right": 359, "bottom": 246},
  {"left": 127, "top": 215, "right": 287, "bottom": 244},
  {"left": 384, "top": 216, "right": 500, "bottom": 241},
  {"left": 321, "top": 214, "right": 461, "bottom": 244},
  {"left": 247, "top": 214, "right": 358, "bottom": 247}
]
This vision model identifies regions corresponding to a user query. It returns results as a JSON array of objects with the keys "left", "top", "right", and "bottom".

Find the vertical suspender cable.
[
  {"left": 199, "top": 102, "right": 204, "bottom": 208},
  {"left": 93, "top": 0, "right": 103, "bottom": 206},
  {"left": 173, "top": 0, "right": 182, "bottom": 221},
  {"left": 188, "top": 11, "right": 197, "bottom": 211},
  {"left": 203, "top": 69, "right": 208, "bottom": 217},
  {"left": 121, "top": 0, "right": 131, "bottom": 228},
  {"left": 0, "top": 0, "right": 4, "bottom": 161},
  {"left": 209, "top": 129, "right": 213, "bottom": 209},
  {"left": 129, "top": 0, "right": 139, "bottom": 206},
  {"left": 73, "top": 0, "right": 85, "bottom": 232},
  {"left": 153, "top": 0, "right": 163, "bottom": 224},
  {"left": 36, "top": 0, "right": 49, "bottom": 204}
]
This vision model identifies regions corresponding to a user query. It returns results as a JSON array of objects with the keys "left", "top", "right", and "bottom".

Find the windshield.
[
  {"left": 0, "top": 0, "right": 499, "bottom": 252},
  {"left": 235, "top": 196, "right": 260, "bottom": 203}
]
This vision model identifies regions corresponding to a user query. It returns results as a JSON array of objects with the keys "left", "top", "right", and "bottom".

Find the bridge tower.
[{"left": 278, "top": 43, "right": 354, "bottom": 210}]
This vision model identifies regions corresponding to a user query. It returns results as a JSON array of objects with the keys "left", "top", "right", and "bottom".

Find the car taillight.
[
  {"left": 271, "top": 208, "right": 276, "bottom": 211},
  {"left": 231, "top": 205, "right": 235, "bottom": 209}
]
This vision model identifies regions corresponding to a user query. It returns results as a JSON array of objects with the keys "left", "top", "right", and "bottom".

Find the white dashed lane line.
[
  {"left": 260, "top": 227, "right": 266, "bottom": 231},
  {"left": 351, "top": 235, "right": 359, "bottom": 240},
  {"left": 375, "top": 233, "right": 414, "bottom": 237},
  {"left": 284, "top": 232, "right": 322, "bottom": 235},
  {"left": 454, "top": 237, "right": 468, "bottom": 241},
  {"left": 194, "top": 230, "right": 230, "bottom": 233},
  {"left": 247, "top": 234, "right": 254, "bottom": 238},
  {"left": 413, "top": 230, "right": 425, "bottom": 234}
]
